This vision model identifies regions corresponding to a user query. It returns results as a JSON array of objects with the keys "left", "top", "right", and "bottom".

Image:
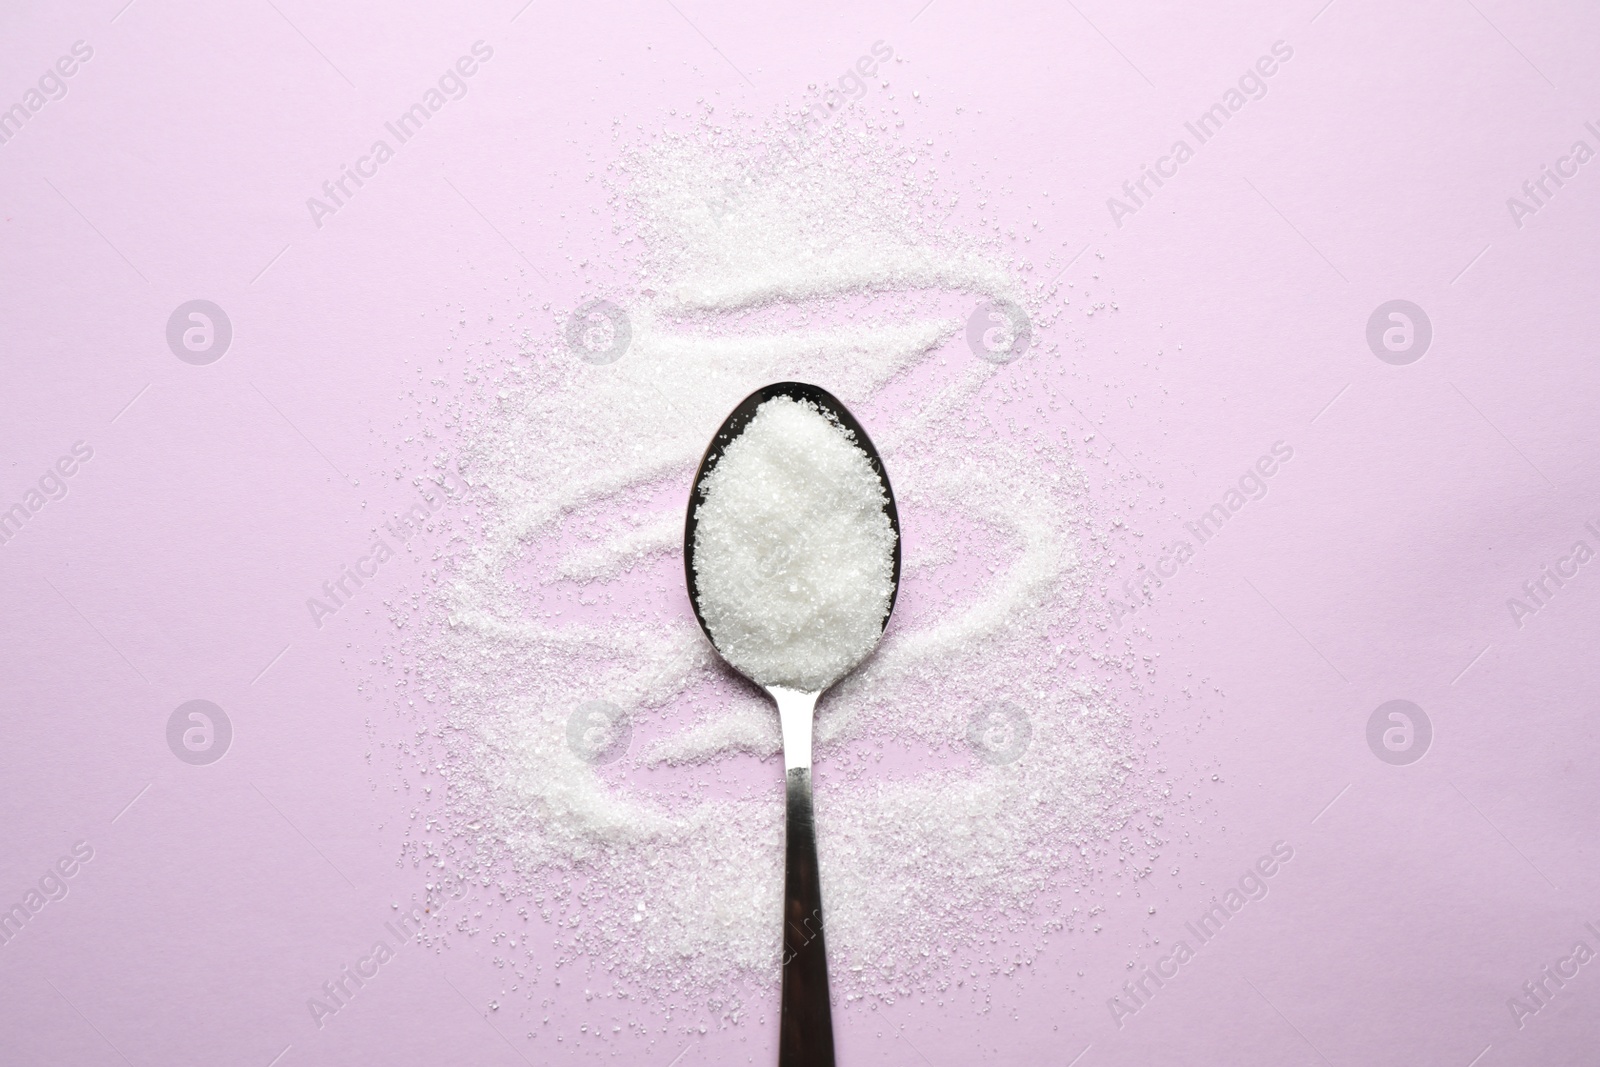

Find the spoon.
[{"left": 684, "top": 382, "right": 901, "bottom": 1067}]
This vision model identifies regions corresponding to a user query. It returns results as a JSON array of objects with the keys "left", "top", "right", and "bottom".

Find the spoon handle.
[{"left": 781, "top": 766, "right": 836, "bottom": 1067}]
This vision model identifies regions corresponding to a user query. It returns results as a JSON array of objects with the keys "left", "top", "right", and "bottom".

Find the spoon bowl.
[
  {"left": 684, "top": 381, "right": 900, "bottom": 1067},
  {"left": 684, "top": 381, "right": 901, "bottom": 642}
]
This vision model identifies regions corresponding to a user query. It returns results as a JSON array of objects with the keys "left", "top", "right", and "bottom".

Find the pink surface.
[{"left": 3, "top": 1, "right": 1598, "bottom": 1065}]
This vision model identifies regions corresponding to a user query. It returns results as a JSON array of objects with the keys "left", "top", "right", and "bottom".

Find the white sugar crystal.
[{"left": 692, "top": 397, "right": 896, "bottom": 692}]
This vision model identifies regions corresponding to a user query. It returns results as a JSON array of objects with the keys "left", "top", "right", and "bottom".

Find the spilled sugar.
[
  {"left": 692, "top": 396, "right": 897, "bottom": 692},
  {"left": 395, "top": 107, "right": 1150, "bottom": 1022}
]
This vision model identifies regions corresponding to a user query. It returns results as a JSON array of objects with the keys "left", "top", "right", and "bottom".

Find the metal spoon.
[{"left": 684, "top": 382, "right": 901, "bottom": 1067}]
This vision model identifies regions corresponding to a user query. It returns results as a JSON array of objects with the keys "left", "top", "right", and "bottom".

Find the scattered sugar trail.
[{"left": 402, "top": 111, "right": 1143, "bottom": 1009}]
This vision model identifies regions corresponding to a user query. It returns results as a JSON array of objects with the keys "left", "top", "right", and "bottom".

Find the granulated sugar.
[
  {"left": 392, "top": 104, "right": 1154, "bottom": 1030},
  {"left": 692, "top": 397, "right": 896, "bottom": 692}
]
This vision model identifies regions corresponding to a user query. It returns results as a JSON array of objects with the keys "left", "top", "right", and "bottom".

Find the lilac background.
[{"left": 2, "top": 0, "right": 1598, "bottom": 1064}]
